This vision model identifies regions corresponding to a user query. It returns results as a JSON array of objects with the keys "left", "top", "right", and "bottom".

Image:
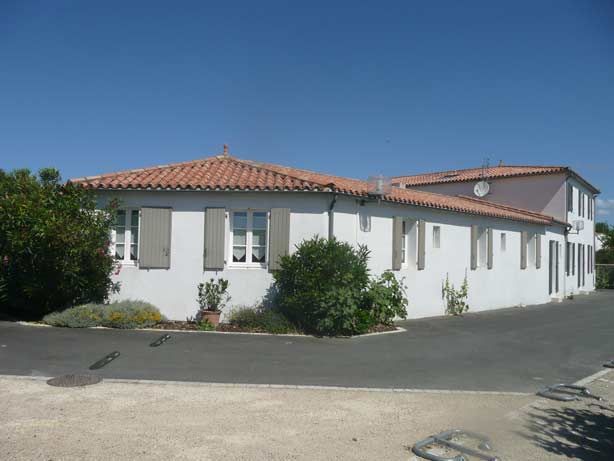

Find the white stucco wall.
[
  {"left": 404, "top": 173, "right": 598, "bottom": 299},
  {"left": 332, "top": 196, "right": 566, "bottom": 318},
  {"left": 98, "top": 191, "right": 330, "bottom": 320},
  {"left": 97, "top": 189, "right": 577, "bottom": 321},
  {"left": 565, "top": 177, "right": 596, "bottom": 294}
]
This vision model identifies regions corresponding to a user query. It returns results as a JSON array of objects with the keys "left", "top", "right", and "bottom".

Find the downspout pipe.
[{"left": 328, "top": 190, "right": 338, "bottom": 240}]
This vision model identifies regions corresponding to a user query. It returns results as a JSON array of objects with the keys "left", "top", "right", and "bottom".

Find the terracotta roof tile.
[
  {"left": 392, "top": 165, "right": 568, "bottom": 186},
  {"left": 71, "top": 155, "right": 562, "bottom": 226}
]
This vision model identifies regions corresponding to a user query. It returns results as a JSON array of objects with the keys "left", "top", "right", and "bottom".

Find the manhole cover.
[{"left": 47, "top": 374, "right": 102, "bottom": 387}]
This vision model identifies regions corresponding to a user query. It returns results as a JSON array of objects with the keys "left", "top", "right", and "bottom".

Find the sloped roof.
[
  {"left": 393, "top": 164, "right": 600, "bottom": 194},
  {"left": 71, "top": 154, "right": 562, "bottom": 226},
  {"left": 392, "top": 165, "right": 567, "bottom": 186}
]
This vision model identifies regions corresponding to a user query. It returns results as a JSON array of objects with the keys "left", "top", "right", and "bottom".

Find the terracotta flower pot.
[{"left": 201, "top": 310, "right": 221, "bottom": 326}]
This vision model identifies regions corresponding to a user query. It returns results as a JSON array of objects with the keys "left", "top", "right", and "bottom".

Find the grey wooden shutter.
[
  {"left": 139, "top": 207, "right": 172, "bottom": 269},
  {"left": 487, "top": 227, "right": 493, "bottom": 270},
  {"left": 536, "top": 234, "right": 542, "bottom": 269},
  {"left": 470, "top": 225, "right": 478, "bottom": 270},
  {"left": 269, "top": 208, "right": 290, "bottom": 272},
  {"left": 520, "top": 231, "right": 528, "bottom": 269},
  {"left": 567, "top": 185, "right": 572, "bottom": 212},
  {"left": 392, "top": 216, "right": 403, "bottom": 271},
  {"left": 417, "top": 219, "right": 426, "bottom": 270},
  {"left": 204, "top": 208, "right": 226, "bottom": 270}
]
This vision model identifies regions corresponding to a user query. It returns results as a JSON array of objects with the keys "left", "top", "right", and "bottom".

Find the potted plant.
[{"left": 196, "top": 278, "right": 230, "bottom": 326}]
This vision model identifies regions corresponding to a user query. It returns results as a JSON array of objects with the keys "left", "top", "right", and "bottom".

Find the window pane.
[
  {"left": 131, "top": 210, "right": 139, "bottom": 227},
  {"left": 253, "top": 212, "right": 267, "bottom": 229},
  {"left": 130, "top": 244, "right": 138, "bottom": 261},
  {"left": 233, "top": 229, "right": 246, "bottom": 245},
  {"left": 233, "top": 212, "right": 247, "bottom": 229},
  {"left": 115, "top": 244, "right": 125, "bottom": 260},
  {"left": 115, "top": 210, "right": 126, "bottom": 226},
  {"left": 130, "top": 228, "right": 138, "bottom": 244},
  {"left": 116, "top": 227, "right": 125, "bottom": 244},
  {"left": 252, "top": 229, "right": 267, "bottom": 247},
  {"left": 252, "top": 246, "right": 266, "bottom": 263},
  {"left": 233, "top": 247, "right": 246, "bottom": 263}
]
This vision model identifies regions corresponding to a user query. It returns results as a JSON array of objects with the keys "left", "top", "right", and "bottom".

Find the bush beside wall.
[
  {"left": 0, "top": 168, "right": 119, "bottom": 319},
  {"left": 227, "top": 306, "right": 297, "bottom": 334},
  {"left": 273, "top": 237, "right": 407, "bottom": 336},
  {"left": 43, "top": 300, "right": 162, "bottom": 329}
]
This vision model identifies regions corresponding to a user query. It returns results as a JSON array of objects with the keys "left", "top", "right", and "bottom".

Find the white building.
[
  {"left": 392, "top": 164, "right": 600, "bottom": 300},
  {"left": 72, "top": 149, "right": 599, "bottom": 321}
]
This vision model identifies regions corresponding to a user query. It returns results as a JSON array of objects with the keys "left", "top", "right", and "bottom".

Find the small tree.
[
  {"left": 0, "top": 168, "right": 119, "bottom": 319},
  {"left": 274, "top": 237, "right": 371, "bottom": 335},
  {"left": 596, "top": 222, "right": 614, "bottom": 264}
]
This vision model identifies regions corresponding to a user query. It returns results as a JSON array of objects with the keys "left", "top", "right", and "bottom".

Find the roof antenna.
[
  {"left": 223, "top": 144, "right": 229, "bottom": 156},
  {"left": 498, "top": 159, "right": 503, "bottom": 167}
]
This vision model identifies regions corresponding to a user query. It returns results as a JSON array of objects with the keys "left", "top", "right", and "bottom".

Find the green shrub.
[
  {"left": 364, "top": 271, "right": 408, "bottom": 325},
  {"left": 273, "top": 237, "right": 408, "bottom": 336},
  {"left": 42, "top": 300, "right": 162, "bottom": 329},
  {"left": 0, "top": 168, "right": 119, "bottom": 319},
  {"left": 198, "top": 318, "right": 216, "bottom": 331},
  {"left": 228, "top": 306, "right": 297, "bottom": 334},
  {"left": 273, "top": 237, "right": 371, "bottom": 335},
  {"left": 596, "top": 265, "right": 614, "bottom": 289}
]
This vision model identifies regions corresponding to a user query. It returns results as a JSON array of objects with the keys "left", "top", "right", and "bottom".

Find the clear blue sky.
[{"left": 1, "top": 1, "right": 613, "bottom": 221}]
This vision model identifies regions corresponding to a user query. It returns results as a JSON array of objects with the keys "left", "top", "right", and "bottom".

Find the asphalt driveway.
[{"left": 1, "top": 291, "right": 613, "bottom": 392}]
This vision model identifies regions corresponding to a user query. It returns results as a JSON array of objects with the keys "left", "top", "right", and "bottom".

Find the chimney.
[{"left": 223, "top": 144, "right": 229, "bottom": 156}]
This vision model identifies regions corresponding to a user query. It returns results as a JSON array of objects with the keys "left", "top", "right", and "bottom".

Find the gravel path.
[{"left": 2, "top": 371, "right": 613, "bottom": 460}]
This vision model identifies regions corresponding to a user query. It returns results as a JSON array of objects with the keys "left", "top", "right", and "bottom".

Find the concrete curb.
[
  {"left": 0, "top": 374, "right": 530, "bottom": 396},
  {"left": 573, "top": 368, "right": 612, "bottom": 386},
  {"left": 15, "top": 321, "right": 406, "bottom": 339}
]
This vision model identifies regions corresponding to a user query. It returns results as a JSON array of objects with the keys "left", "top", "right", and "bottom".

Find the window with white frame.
[
  {"left": 432, "top": 226, "right": 441, "bottom": 249},
  {"left": 113, "top": 209, "right": 139, "bottom": 263},
  {"left": 500, "top": 232, "right": 507, "bottom": 252},
  {"left": 230, "top": 211, "right": 268, "bottom": 265}
]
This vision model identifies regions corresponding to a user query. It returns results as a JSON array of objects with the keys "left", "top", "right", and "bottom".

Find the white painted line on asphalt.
[{"left": 0, "top": 374, "right": 530, "bottom": 396}]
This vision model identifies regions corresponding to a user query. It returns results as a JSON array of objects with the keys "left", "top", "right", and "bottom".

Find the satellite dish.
[{"left": 474, "top": 181, "right": 490, "bottom": 197}]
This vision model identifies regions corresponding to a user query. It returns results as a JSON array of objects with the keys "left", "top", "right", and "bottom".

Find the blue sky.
[{"left": 1, "top": 1, "right": 613, "bottom": 221}]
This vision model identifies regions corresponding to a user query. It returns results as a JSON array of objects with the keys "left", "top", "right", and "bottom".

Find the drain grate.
[{"left": 47, "top": 374, "right": 102, "bottom": 387}]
